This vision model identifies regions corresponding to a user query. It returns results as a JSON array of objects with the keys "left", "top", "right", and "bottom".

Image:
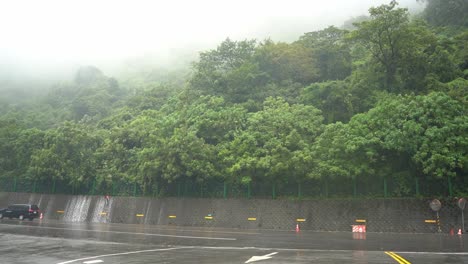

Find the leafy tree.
[
  {"left": 45, "top": 66, "right": 127, "bottom": 122},
  {"left": 0, "top": 118, "right": 22, "bottom": 178},
  {"left": 351, "top": 1, "right": 415, "bottom": 92},
  {"left": 350, "top": 1, "right": 457, "bottom": 94},
  {"left": 314, "top": 92, "right": 467, "bottom": 194},
  {"left": 158, "top": 126, "right": 217, "bottom": 183},
  {"left": 351, "top": 1, "right": 407, "bottom": 90},
  {"left": 223, "top": 97, "right": 323, "bottom": 186},
  {"left": 190, "top": 38, "right": 259, "bottom": 102},
  {"left": 254, "top": 39, "right": 318, "bottom": 85},
  {"left": 29, "top": 122, "right": 100, "bottom": 189},
  {"left": 126, "top": 84, "right": 182, "bottom": 111},
  {"left": 452, "top": 31, "right": 468, "bottom": 74},
  {"left": 301, "top": 80, "right": 355, "bottom": 123},
  {"left": 297, "top": 26, "right": 352, "bottom": 81},
  {"left": 418, "top": 0, "right": 468, "bottom": 27},
  {"left": 183, "top": 96, "right": 247, "bottom": 145},
  {"left": 311, "top": 122, "right": 356, "bottom": 180},
  {"left": 13, "top": 128, "right": 45, "bottom": 178}
]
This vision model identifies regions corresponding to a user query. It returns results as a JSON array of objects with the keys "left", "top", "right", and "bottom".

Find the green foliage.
[
  {"left": 222, "top": 97, "right": 323, "bottom": 185},
  {"left": 253, "top": 40, "right": 318, "bottom": 85},
  {"left": 297, "top": 26, "right": 352, "bottom": 81},
  {"left": 419, "top": 0, "right": 468, "bottom": 27},
  {"left": 190, "top": 38, "right": 259, "bottom": 103},
  {"left": 1, "top": 1, "right": 467, "bottom": 198},
  {"left": 350, "top": 1, "right": 411, "bottom": 91},
  {"left": 314, "top": 92, "right": 467, "bottom": 185},
  {"left": 301, "top": 80, "right": 355, "bottom": 123},
  {"left": 28, "top": 122, "right": 101, "bottom": 189},
  {"left": 44, "top": 66, "right": 127, "bottom": 123}
]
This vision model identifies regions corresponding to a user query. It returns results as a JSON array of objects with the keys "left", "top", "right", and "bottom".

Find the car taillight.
[{"left": 29, "top": 209, "right": 33, "bottom": 212}]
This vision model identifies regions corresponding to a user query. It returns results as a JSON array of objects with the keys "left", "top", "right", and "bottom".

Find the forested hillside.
[{"left": 1, "top": 0, "right": 466, "bottom": 198}]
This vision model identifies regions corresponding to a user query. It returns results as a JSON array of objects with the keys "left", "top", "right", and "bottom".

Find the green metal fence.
[{"left": 0, "top": 175, "right": 465, "bottom": 199}]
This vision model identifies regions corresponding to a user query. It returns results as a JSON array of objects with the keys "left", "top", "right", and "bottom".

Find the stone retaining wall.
[{"left": 0, "top": 192, "right": 465, "bottom": 233}]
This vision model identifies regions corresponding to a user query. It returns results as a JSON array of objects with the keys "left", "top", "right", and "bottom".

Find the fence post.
[
  {"left": 324, "top": 178, "right": 329, "bottom": 198},
  {"left": 247, "top": 182, "right": 251, "bottom": 199},
  {"left": 13, "top": 176, "right": 17, "bottom": 192},
  {"left": 177, "top": 182, "right": 181, "bottom": 197},
  {"left": 415, "top": 177, "right": 420, "bottom": 196},
  {"left": 133, "top": 182, "right": 137, "bottom": 197},
  {"left": 223, "top": 182, "right": 227, "bottom": 199},
  {"left": 383, "top": 177, "right": 388, "bottom": 198},
  {"left": 272, "top": 183, "right": 276, "bottom": 199},
  {"left": 32, "top": 180, "right": 37, "bottom": 193}
]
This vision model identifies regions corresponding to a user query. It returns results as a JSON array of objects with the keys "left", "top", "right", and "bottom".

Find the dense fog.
[{"left": 0, "top": 0, "right": 422, "bottom": 90}]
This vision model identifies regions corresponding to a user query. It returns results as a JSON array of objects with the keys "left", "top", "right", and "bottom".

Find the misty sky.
[{"left": 0, "top": 0, "right": 421, "bottom": 82}]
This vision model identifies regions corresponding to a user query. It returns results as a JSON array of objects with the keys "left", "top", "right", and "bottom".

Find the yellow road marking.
[
  {"left": 205, "top": 216, "right": 213, "bottom": 220},
  {"left": 355, "top": 219, "right": 366, "bottom": 223},
  {"left": 296, "top": 218, "right": 306, "bottom": 222},
  {"left": 385, "top": 251, "right": 411, "bottom": 264},
  {"left": 56, "top": 210, "right": 65, "bottom": 213},
  {"left": 136, "top": 214, "right": 144, "bottom": 217},
  {"left": 168, "top": 215, "right": 177, "bottom": 219},
  {"left": 424, "top": 219, "right": 436, "bottom": 223},
  {"left": 248, "top": 218, "right": 257, "bottom": 221}
]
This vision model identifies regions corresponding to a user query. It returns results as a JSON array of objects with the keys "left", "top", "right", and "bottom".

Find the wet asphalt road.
[{"left": 1, "top": 219, "right": 468, "bottom": 263}]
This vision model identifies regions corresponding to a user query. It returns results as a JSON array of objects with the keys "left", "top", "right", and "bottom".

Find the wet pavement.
[{"left": 1, "top": 219, "right": 468, "bottom": 263}]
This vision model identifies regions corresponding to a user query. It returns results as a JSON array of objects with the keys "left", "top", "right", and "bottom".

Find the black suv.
[{"left": 0, "top": 204, "right": 40, "bottom": 221}]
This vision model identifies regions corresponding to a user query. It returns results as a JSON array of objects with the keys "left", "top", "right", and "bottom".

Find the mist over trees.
[{"left": 0, "top": 1, "right": 467, "bottom": 198}]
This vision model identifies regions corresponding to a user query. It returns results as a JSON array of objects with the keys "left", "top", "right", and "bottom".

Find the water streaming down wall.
[
  {"left": 144, "top": 200, "right": 153, "bottom": 225},
  {"left": 91, "top": 197, "right": 112, "bottom": 223},
  {"left": 63, "top": 195, "right": 92, "bottom": 222},
  {"left": 29, "top": 193, "right": 43, "bottom": 208},
  {"left": 0, "top": 192, "right": 464, "bottom": 233}
]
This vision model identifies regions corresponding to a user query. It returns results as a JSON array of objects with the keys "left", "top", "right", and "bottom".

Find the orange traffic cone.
[
  {"left": 296, "top": 224, "right": 300, "bottom": 233},
  {"left": 458, "top": 229, "right": 462, "bottom": 235}
]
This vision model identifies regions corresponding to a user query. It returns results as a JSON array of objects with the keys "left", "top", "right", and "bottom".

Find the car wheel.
[{"left": 19, "top": 215, "right": 24, "bottom": 220}]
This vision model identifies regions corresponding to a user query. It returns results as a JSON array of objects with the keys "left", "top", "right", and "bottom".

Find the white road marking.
[
  {"left": 38, "top": 244, "right": 468, "bottom": 264},
  {"left": 83, "top": 260, "right": 103, "bottom": 264},
  {"left": 245, "top": 252, "right": 278, "bottom": 263},
  {"left": 56, "top": 247, "right": 189, "bottom": 264},
  {"left": 0, "top": 223, "right": 235, "bottom": 241}
]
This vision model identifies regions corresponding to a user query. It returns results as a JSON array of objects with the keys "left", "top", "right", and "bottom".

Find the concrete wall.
[{"left": 0, "top": 192, "right": 466, "bottom": 233}]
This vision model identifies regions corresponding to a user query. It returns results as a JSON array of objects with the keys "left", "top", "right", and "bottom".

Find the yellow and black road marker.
[{"left": 385, "top": 251, "right": 411, "bottom": 264}]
